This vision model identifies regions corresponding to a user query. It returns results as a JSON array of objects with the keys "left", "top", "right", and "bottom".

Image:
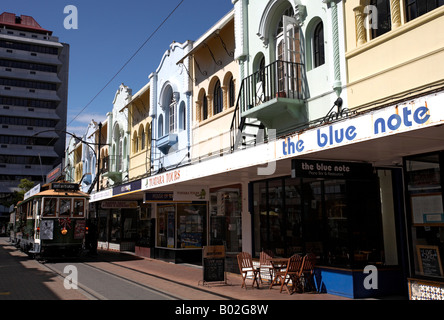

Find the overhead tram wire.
[{"left": 67, "top": 0, "right": 185, "bottom": 126}]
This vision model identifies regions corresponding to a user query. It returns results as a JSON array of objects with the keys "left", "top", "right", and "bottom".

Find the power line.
[{"left": 68, "top": 0, "right": 185, "bottom": 126}]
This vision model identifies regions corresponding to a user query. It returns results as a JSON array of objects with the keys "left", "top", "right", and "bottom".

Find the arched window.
[
  {"left": 313, "top": 21, "right": 325, "bottom": 68},
  {"left": 213, "top": 80, "right": 223, "bottom": 115},
  {"left": 169, "top": 92, "right": 175, "bottom": 133},
  {"left": 133, "top": 131, "right": 138, "bottom": 153},
  {"left": 158, "top": 114, "right": 164, "bottom": 137},
  {"left": 202, "top": 93, "right": 208, "bottom": 120},
  {"left": 229, "top": 76, "right": 235, "bottom": 108},
  {"left": 370, "top": 0, "right": 391, "bottom": 38},
  {"left": 179, "top": 102, "right": 186, "bottom": 130},
  {"left": 404, "top": 0, "right": 444, "bottom": 22},
  {"left": 140, "top": 126, "right": 145, "bottom": 150}
]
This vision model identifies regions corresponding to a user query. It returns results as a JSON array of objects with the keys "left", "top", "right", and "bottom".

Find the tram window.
[
  {"left": 73, "top": 199, "right": 85, "bottom": 217},
  {"left": 43, "top": 198, "right": 57, "bottom": 216},
  {"left": 59, "top": 198, "right": 71, "bottom": 216}
]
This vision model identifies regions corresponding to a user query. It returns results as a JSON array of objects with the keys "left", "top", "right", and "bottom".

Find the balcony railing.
[
  {"left": 230, "top": 60, "right": 305, "bottom": 150},
  {"left": 239, "top": 60, "right": 304, "bottom": 113}
]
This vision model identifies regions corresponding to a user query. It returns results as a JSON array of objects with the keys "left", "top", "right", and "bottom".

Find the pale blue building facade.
[{"left": 149, "top": 41, "right": 193, "bottom": 173}]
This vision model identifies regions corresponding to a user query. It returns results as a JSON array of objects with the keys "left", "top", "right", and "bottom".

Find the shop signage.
[
  {"left": 46, "top": 163, "right": 62, "bottom": 183},
  {"left": 291, "top": 159, "right": 373, "bottom": 180},
  {"left": 144, "top": 187, "right": 209, "bottom": 202},
  {"left": 144, "top": 192, "right": 174, "bottom": 202},
  {"left": 201, "top": 245, "right": 226, "bottom": 284},
  {"left": 90, "top": 189, "right": 112, "bottom": 202},
  {"left": 417, "top": 245, "right": 443, "bottom": 277},
  {"left": 173, "top": 187, "right": 208, "bottom": 201},
  {"left": 24, "top": 183, "right": 41, "bottom": 200},
  {"left": 277, "top": 92, "right": 444, "bottom": 160},
  {"left": 142, "top": 169, "right": 182, "bottom": 190},
  {"left": 113, "top": 180, "right": 141, "bottom": 196},
  {"left": 101, "top": 201, "right": 138, "bottom": 209}
]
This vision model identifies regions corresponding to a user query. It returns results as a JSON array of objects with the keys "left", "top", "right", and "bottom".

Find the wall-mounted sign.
[
  {"left": 144, "top": 188, "right": 209, "bottom": 203},
  {"left": 291, "top": 159, "right": 373, "bottom": 180},
  {"left": 144, "top": 192, "right": 174, "bottom": 202},
  {"left": 278, "top": 91, "right": 444, "bottom": 160},
  {"left": 101, "top": 201, "right": 138, "bottom": 209},
  {"left": 174, "top": 187, "right": 208, "bottom": 201},
  {"left": 24, "top": 184, "right": 41, "bottom": 200},
  {"left": 46, "top": 163, "right": 62, "bottom": 183},
  {"left": 113, "top": 180, "right": 141, "bottom": 196}
]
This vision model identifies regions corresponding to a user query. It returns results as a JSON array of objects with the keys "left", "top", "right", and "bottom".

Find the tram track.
[{"left": 41, "top": 257, "right": 236, "bottom": 301}]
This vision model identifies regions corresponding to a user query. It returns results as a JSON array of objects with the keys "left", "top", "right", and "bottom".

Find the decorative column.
[
  {"left": 354, "top": 5, "right": 367, "bottom": 46},
  {"left": 195, "top": 100, "right": 201, "bottom": 122},
  {"left": 207, "top": 94, "right": 213, "bottom": 118},
  {"left": 324, "top": 0, "right": 343, "bottom": 97},
  {"left": 221, "top": 85, "right": 228, "bottom": 110},
  {"left": 390, "top": 0, "right": 402, "bottom": 29}
]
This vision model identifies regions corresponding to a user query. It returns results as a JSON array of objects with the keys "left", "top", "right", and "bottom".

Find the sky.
[{"left": 1, "top": 0, "right": 234, "bottom": 138}]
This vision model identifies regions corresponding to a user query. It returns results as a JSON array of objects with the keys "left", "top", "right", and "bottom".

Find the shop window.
[
  {"left": 405, "top": 152, "right": 444, "bottom": 279},
  {"left": 252, "top": 176, "right": 384, "bottom": 268},
  {"left": 210, "top": 186, "right": 242, "bottom": 253},
  {"left": 59, "top": 198, "right": 71, "bottom": 216},
  {"left": 157, "top": 203, "right": 206, "bottom": 249},
  {"left": 110, "top": 211, "right": 121, "bottom": 242},
  {"left": 405, "top": 0, "right": 444, "bottom": 22},
  {"left": 137, "top": 206, "right": 153, "bottom": 248},
  {"left": 43, "top": 198, "right": 57, "bottom": 216}
]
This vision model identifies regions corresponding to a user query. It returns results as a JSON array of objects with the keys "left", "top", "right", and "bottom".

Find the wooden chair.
[
  {"left": 237, "top": 252, "right": 260, "bottom": 289},
  {"left": 259, "top": 251, "right": 274, "bottom": 283},
  {"left": 301, "top": 253, "right": 317, "bottom": 292},
  {"left": 279, "top": 254, "right": 304, "bottom": 294}
]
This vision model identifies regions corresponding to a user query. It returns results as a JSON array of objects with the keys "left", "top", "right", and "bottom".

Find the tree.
[{"left": 0, "top": 178, "right": 35, "bottom": 208}]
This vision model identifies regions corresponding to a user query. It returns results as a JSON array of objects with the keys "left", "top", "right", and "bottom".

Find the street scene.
[
  {"left": 0, "top": 237, "right": 348, "bottom": 301},
  {"left": 1, "top": 0, "right": 444, "bottom": 305}
]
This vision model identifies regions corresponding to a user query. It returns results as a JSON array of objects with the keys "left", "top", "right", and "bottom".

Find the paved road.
[
  {"left": 0, "top": 238, "right": 88, "bottom": 300},
  {"left": 0, "top": 237, "right": 230, "bottom": 300},
  {"left": 44, "top": 260, "right": 178, "bottom": 300}
]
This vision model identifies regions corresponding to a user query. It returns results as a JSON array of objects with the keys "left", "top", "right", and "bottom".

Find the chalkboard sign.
[
  {"left": 203, "top": 258, "right": 225, "bottom": 282},
  {"left": 201, "top": 246, "right": 226, "bottom": 284},
  {"left": 417, "top": 245, "right": 443, "bottom": 277}
]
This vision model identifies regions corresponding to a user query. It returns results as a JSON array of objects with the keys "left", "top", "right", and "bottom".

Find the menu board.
[
  {"left": 202, "top": 246, "right": 226, "bottom": 284},
  {"left": 417, "top": 245, "right": 443, "bottom": 277}
]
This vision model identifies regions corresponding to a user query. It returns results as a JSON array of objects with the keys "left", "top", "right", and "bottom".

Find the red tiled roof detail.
[{"left": 0, "top": 12, "right": 52, "bottom": 35}]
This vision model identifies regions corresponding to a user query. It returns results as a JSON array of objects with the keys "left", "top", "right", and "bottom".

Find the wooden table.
[{"left": 269, "top": 258, "right": 289, "bottom": 289}]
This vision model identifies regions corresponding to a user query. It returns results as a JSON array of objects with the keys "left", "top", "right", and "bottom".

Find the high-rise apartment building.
[{"left": 0, "top": 12, "right": 69, "bottom": 200}]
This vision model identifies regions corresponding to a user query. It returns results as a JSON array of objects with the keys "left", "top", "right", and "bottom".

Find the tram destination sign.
[
  {"left": 292, "top": 159, "right": 373, "bottom": 180},
  {"left": 51, "top": 182, "right": 79, "bottom": 191}
]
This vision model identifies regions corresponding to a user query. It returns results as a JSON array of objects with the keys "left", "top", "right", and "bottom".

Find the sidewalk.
[
  {"left": 0, "top": 238, "right": 88, "bottom": 300},
  {"left": 92, "top": 250, "right": 350, "bottom": 301}
]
